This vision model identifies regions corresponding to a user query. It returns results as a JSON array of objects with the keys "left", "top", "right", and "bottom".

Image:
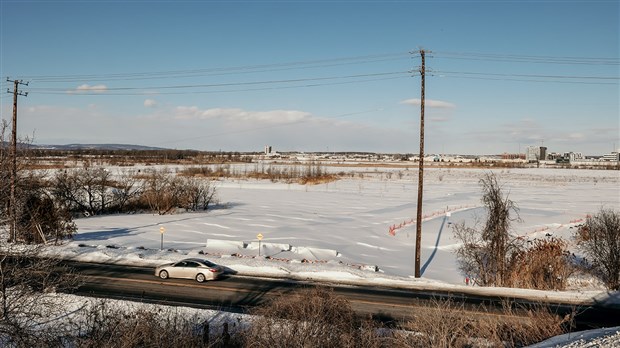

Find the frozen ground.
[
  {"left": 46, "top": 167, "right": 618, "bottom": 287},
  {"left": 36, "top": 166, "right": 619, "bottom": 347}
]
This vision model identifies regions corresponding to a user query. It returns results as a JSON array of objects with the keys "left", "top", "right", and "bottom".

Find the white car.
[{"left": 155, "top": 258, "right": 223, "bottom": 283}]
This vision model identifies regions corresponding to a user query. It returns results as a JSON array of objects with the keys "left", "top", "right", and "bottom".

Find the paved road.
[{"left": 63, "top": 261, "right": 619, "bottom": 329}]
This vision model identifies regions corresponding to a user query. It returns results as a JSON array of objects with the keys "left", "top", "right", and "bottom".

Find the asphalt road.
[{"left": 63, "top": 261, "right": 619, "bottom": 330}]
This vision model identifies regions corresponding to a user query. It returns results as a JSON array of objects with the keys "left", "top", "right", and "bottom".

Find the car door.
[
  {"left": 182, "top": 261, "right": 201, "bottom": 279},
  {"left": 169, "top": 261, "right": 188, "bottom": 278}
]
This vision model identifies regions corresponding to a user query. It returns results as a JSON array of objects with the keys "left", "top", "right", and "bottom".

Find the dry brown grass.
[
  {"left": 298, "top": 174, "right": 339, "bottom": 185},
  {"left": 239, "top": 287, "right": 394, "bottom": 348},
  {"left": 237, "top": 287, "right": 570, "bottom": 348},
  {"left": 508, "top": 238, "right": 576, "bottom": 290},
  {"left": 401, "top": 298, "right": 571, "bottom": 348}
]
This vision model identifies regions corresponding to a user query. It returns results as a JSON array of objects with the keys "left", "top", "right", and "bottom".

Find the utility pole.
[
  {"left": 415, "top": 49, "right": 426, "bottom": 278},
  {"left": 7, "top": 78, "right": 28, "bottom": 242}
]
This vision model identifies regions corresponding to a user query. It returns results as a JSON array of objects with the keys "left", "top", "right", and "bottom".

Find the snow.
[
  {"left": 528, "top": 327, "right": 620, "bottom": 348},
  {"left": 33, "top": 166, "right": 620, "bottom": 346}
]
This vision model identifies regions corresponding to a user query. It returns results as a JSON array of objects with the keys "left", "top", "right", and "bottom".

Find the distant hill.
[{"left": 32, "top": 143, "right": 169, "bottom": 151}]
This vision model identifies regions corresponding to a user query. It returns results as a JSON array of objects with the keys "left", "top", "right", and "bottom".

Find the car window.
[
  {"left": 201, "top": 260, "right": 216, "bottom": 267},
  {"left": 174, "top": 261, "right": 187, "bottom": 267},
  {"left": 185, "top": 261, "right": 199, "bottom": 268}
]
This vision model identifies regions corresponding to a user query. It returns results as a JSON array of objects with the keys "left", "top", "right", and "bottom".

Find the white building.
[
  {"left": 602, "top": 151, "right": 620, "bottom": 162},
  {"left": 526, "top": 146, "right": 547, "bottom": 162}
]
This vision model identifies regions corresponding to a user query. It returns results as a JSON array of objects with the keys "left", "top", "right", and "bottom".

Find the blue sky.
[{"left": 1, "top": 0, "right": 618, "bottom": 155}]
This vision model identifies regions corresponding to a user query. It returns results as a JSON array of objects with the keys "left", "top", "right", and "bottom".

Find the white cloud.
[
  {"left": 174, "top": 107, "right": 311, "bottom": 124},
  {"left": 430, "top": 116, "right": 449, "bottom": 122},
  {"left": 400, "top": 98, "right": 455, "bottom": 109},
  {"left": 144, "top": 99, "right": 158, "bottom": 108},
  {"left": 68, "top": 84, "right": 108, "bottom": 94},
  {"left": 567, "top": 133, "right": 585, "bottom": 140}
]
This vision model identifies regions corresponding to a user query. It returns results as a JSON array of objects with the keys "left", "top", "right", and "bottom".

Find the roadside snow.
[{"left": 527, "top": 327, "right": 620, "bottom": 348}]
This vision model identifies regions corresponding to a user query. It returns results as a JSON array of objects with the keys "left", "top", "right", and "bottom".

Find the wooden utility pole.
[
  {"left": 7, "top": 78, "right": 28, "bottom": 242},
  {"left": 415, "top": 50, "right": 426, "bottom": 278}
]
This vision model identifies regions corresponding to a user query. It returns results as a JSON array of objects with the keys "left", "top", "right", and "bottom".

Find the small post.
[
  {"left": 160, "top": 226, "right": 165, "bottom": 250},
  {"left": 256, "top": 233, "right": 264, "bottom": 257}
]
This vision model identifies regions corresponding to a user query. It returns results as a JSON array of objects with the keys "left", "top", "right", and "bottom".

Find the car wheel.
[
  {"left": 196, "top": 273, "right": 206, "bottom": 283},
  {"left": 159, "top": 270, "right": 169, "bottom": 279}
]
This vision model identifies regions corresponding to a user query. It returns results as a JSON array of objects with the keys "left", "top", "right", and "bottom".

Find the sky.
[{"left": 1, "top": 0, "right": 618, "bottom": 155}]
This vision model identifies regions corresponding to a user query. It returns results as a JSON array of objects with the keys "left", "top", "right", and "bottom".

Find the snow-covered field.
[
  {"left": 37, "top": 166, "right": 619, "bottom": 347},
  {"left": 48, "top": 167, "right": 618, "bottom": 287}
]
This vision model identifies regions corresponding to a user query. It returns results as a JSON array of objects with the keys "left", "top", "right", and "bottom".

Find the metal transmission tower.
[{"left": 6, "top": 78, "right": 28, "bottom": 242}]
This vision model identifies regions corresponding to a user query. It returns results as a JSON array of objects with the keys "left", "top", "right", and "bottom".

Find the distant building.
[
  {"left": 602, "top": 151, "right": 620, "bottom": 162},
  {"left": 264, "top": 145, "right": 272, "bottom": 155},
  {"left": 566, "top": 152, "right": 583, "bottom": 162},
  {"left": 547, "top": 152, "right": 563, "bottom": 161},
  {"left": 501, "top": 153, "right": 525, "bottom": 160},
  {"left": 526, "top": 146, "right": 547, "bottom": 162}
]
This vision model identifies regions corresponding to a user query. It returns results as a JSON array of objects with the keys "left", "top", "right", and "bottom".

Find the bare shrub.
[
  {"left": 138, "top": 169, "right": 219, "bottom": 215},
  {"left": 490, "top": 303, "right": 571, "bottom": 348},
  {"left": 18, "top": 188, "right": 76, "bottom": 244},
  {"left": 576, "top": 207, "right": 620, "bottom": 290},
  {"left": 51, "top": 165, "right": 113, "bottom": 216},
  {"left": 453, "top": 173, "right": 573, "bottom": 290},
  {"left": 0, "top": 121, "right": 75, "bottom": 244},
  {"left": 0, "top": 248, "right": 80, "bottom": 346},
  {"left": 140, "top": 168, "right": 183, "bottom": 215},
  {"left": 401, "top": 298, "right": 570, "bottom": 348},
  {"left": 400, "top": 299, "right": 472, "bottom": 347},
  {"left": 509, "top": 238, "right": 575, "bottom": 290},
  {"left": 109, "top": 170, "right": 144, "bottom": 212},
  {"left": 453, "top": 173, "right": 523, "bottom": 287},
  {"left": 74, "top": 301, "right": 214, "bottom": 348},
  {"left": 177, "top": 177, "right": 218, "bottom": 211},
  {"left": 0, "top": 120, "right": 10, "bottom": 227},
  {"left": 240, "top": 287, "right": 390, "bottom": 348}
]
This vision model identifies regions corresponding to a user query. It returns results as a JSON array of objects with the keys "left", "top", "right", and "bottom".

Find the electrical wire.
[
  {"left": 18, "top": 52, "right": 414, "bottom": 83},
  {"left": 432, "top": 71, "right": 620, "bottom": 85},
  {"left": 25, "top": 71, "right": 411, "bottom": 95},
  {"left": 433, "top": 51, "right": 619, "bottom": 65}
]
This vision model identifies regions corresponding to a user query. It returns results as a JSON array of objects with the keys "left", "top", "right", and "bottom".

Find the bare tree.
[
  {"left": 0, "top": 121, "right": 75, "bottom": 244},
  {"left": 576, "top": 207, "right": 620, "bottom": 290},
  {"left": 453, "top": 173, "right": 575, "bottom": 290},
  {"left": 0, "top": 120, "right": 11, "bottom": 230},
  {"left": 19, "top": 182, "right": 76, "bottom": 244},
  {"left": 141, "top": 169, "right": 218, "bottom": 215},
  {"left": 141, "top": 168, "right": 179, "bottom": 215},
  {"left": 453, "top": 173, "right": 522, "bottom": 287},
  {"left": 0, "top": 246, "right": 79, "bottom": 346},
  {"left": 51, "top": 166, "right": 116, "bottom": 216},
  {"left": 109, "top": 170, "right": 143, "bottom": 212},
  {"left": 178, "top": 177, "right": 218, "bottom": 211}
]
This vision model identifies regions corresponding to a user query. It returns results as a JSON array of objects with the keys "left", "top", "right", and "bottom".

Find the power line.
[
  {"left": 432, "top": 70, "right": 618, "bottom": 84},
  {"left": 433, "top": 51, "right": 619, "bottom": 65},
  {"left": 18, "top": 51, "right": 414, "bottom": 83},
  {"left": 24, "top": 71, "right": 411, "bottom": 95},
  {"left": 19, "top": 67, "right": 618, "bottom": 97},
  {"left": 433, "top": 73, "right": 617, "bottom": 85},
  {"left": 435, "top": 70, "right": 618, "bottom": 80}
]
